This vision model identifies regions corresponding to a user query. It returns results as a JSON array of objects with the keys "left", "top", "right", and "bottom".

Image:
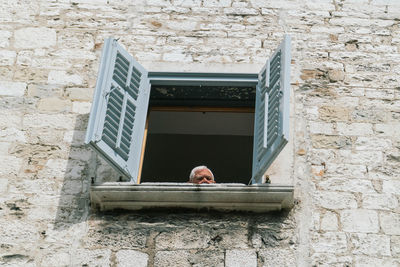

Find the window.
[{"left": 85, "top": 36, "right": 291, "bottom": 186}]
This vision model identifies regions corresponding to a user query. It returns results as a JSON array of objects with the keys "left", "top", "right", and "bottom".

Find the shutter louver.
[
  {"left": 251, "top": 35, "right": 291, "bottom": 184},
  {"left": 85, "top": 38, "right": 150, "bottom": 182}
]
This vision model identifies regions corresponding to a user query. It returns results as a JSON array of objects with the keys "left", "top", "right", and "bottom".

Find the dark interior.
[
  {"left": 142, "top": 134, "right": 253, "bottom": 183},
  {"left": 140, "top": 85, "right": 256, "bottom": 184}
]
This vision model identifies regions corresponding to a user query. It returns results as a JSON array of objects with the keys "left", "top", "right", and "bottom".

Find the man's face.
[{"left": 192, "top": 169, "right": 215, "bottom": 184}]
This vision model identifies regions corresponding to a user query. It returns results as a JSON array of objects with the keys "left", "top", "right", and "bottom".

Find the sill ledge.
[{"left": 91, "top": 182, "right": 294, "bottom": 212}]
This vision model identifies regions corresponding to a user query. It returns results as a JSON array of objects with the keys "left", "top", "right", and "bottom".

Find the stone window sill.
[{"left": 90, "top": 183, "right": 294, "bottom": 212}]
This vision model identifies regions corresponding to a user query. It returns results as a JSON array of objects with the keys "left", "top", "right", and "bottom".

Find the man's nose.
[{"left": 200, "top": 178, "right": 211, "bottom": 184}]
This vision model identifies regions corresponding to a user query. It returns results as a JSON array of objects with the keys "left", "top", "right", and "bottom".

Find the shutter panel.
[
  {"left": 85, "top": 38, "right": 150, "bottom": 182},
  {"left": 251, "top": 35, "right": 291, "bottom": 184}
]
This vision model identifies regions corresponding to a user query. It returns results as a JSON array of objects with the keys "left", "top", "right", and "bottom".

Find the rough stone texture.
[
  {"left": 350, "top": 233, "right": 391, "bottom": 257},
  {"left": 380, "top": 212, "right": 400, "bottom": 235},
  {"left": 0, "top": 0, "right": 399, "bottom": 266},
  {"left": 225, "top": 249, "right": 257, "bottom": 267},
  {"left": 258, "top": 248, "right": 296, "bottom": 267},
  {"left": 116, "top": 250, "right": 149, "bottom": 267},
  {"left": 341, "top": 209, "right": 379, "bottom": 233}
]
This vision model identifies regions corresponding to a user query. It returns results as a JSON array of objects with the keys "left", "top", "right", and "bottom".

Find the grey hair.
[{"left": 189, "top": 165, "right": 214, "bottom": 181}]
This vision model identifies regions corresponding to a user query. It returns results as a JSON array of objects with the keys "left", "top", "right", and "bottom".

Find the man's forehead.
[
  {"left": 196, "top": 169, "right": 211, "bottom": 174},
  {"left": 195, "top": 169, "right": 212, "bottom": 176}
]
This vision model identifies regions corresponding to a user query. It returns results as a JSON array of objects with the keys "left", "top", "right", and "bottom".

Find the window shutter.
[
  {"left": 85, "top": 38, "right": 150, "bottom": 182},
  {"left": 251, "top": 35, "right": 291, "bottom": 184}
]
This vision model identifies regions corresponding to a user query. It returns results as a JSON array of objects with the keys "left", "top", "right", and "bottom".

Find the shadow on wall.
[
  {"left": 54, "top": 113, "right": 91, "bottom": 229},
  {"left": 53, "top": 113, "right": 132, "bottom": 229},
  {"left": 54, "top": 113, "right": 123, "bottom": 229},
  {"left": 84, "top": 208, "right": 297, "bottom": 266}
]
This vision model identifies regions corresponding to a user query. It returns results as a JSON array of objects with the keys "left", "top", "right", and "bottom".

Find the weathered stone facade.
[{"left": 0, "top": 0, "right": 399, "bottom": 266}]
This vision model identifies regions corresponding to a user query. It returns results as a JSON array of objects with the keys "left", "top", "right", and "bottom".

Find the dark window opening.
[{"left": 140, "top": 85, "right": 256, "bottom": 184}]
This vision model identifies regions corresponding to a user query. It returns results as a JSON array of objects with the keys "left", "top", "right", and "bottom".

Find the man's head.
[{"left": 189, "top": 166, "right": 215, "bottom": 184}]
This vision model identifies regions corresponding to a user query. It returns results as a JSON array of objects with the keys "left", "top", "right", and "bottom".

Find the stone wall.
[{"left": 0, "top": 0, "right": 399, "bottom": 266}]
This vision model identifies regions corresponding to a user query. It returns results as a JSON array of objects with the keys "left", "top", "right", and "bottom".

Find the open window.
[{"left": 85, "top": 36, "right": 293, "bottom": 212}]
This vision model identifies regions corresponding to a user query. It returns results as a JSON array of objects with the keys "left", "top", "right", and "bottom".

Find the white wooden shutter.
[
  {"left": 85, "top": 38, "right": 150, "bottom": 182},
  {"left": 251, "top": 35, "right": 291, "bottom": 184}
]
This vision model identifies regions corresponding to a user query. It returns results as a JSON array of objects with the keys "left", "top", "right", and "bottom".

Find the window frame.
[
  {"left": 86, "top": 37, "right": 294, "bottom": 212},
  {"left": 86, "top": 35, "right": 291, "bottom": 185}
]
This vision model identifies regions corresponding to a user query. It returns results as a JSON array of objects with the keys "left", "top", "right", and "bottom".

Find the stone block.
[
  {"left": 116, "top": 250, "right": 148, "bottom": 267},
  {"left": 0, "top": 253, "right": 36, "bottom": 267},
  {"left": 162, "top": 52, "right": 193, "bottom": 63},
  {"left": 0, "top": 128, "right": 26, "bottom": 142},
  {"left": 314, "top": 191, "right": 357, "bottom": 210},
  {"left": 36, "top": 158, "right": 68, "bottom": 179},
  {"left": 61, "top": 180, "right": 83, "bottom": 195},
  {"left": 72, "top": 249, "right": 111, "bottom": 266},
  {"left": 391, "top": 236, "right": 400, "bottom": 257},
  {"left": 225, "top": 249, "right": 257, "bottom": 267},
  {"left": 375, "top": 123, "right": 400, "bottom": 137},
  {"left": 23, "top": 114, "right": 75, "bottom": 129},
  {"left": 172, "top": 0, "right": 201, "bottom": 7},
  {"left": 309, "top": 121, "right": 334, "bottom": 135},
  {"left": 258, "top": 248, "right": 296, "bottom": 267},
  {"left": 365, "top": 88, "right": 395, "bottom": 100},
  {"left": 38, "top": 97, "right": 72, "bottom": 112},
  {"left": 86, "top": 222, "right": 147, "bottom": 249},
  {"left": 48, "top": 70, "right": 83, "bottom": 85},
  {"left": 154, "top": 250, "right": 191, "bottom": 267},
  {"left": 0, "top": 30, "right": 12, "bottom": 47},
  {"left": 324, "top": 164, "right": 368, "bottom": 179},
  {"left": 187, "top": 250, "right": 225, "bottom": 267},
  {"left": 354, "top": 137, "right": 392, "bottom": 151},
  {"left": 309, "top": 149, "right": 336, "bottom": 165},
  {"left": 341, "top": 209, "right": 379, "bottom": 233},
  {"left": 336, "top": 122, "right": 373, "bottom": 136},
  {"left": 320, "top": 211, "right": 338, "bottom": 231},
  {"left": 57, "top": 32, "right": 94, "bottom": 50},
  {"left": 328, "top": 69, "right": 345, "bottom": 82},
  {"left": 63, "top": 130, "right": 86, "bottom": 146},
  {"left": 311, "top": 135, "right": 352, "bottom": 149},
  {"left": 318, "top": 106, "right": 350, "bottom": 122},
  {"left": 350, "top": 233, "right": 391, "bottom": 257},
  {"left": 65, "top": 87, "right": 93, "bottom": 101},
  {"left": 0, "top": 155, "right": 22, "bottom": 176},
  {"left": 0, "top": 220, "right": 40, "bottom": 245},
  {"left": 311, "top": 232, "right": 347, "bottom": 254},
  {"left": 336, "top": 150, "right": 383, "bottom": 167},
  {"left": 311, "top": 253, "right": 352, "bottom": 267},
  {"left": 351, "top": 107, "right": 387, "bottom": 125},
  {"left": 155, "top": 228, "right": 210, "bottom": 250},
  {"left": 41, "top": 251, "right": 70, "bottom": 267},
  {"left": 208, "top": 227, "right": 250, "bottom": 249},
  {"left": 14, "top": 27, "right": 56, "bottom": 49},
  {"left": 0, "top": 178, "right": 8, "bottom": 193},
  {"left": 380, "top": 212, "right": 400, "bottom": 235},
  {"left": 17, "top": 50, "right": 33, "bottom": 66},
  {"left": 0, "top": 50, "right": 16, "bottom": 66},
  {"left": 354, "top": 256, "right": 399, "bottom": 267},
  {"left": 72, "top": 101, "right": 91, "bottom": 114},
  {"left": 224, "top": 7, "right": 259, "bottom": 15},
  {"left": 362, "top": 193, "right": 398, "bottom": 210},
  {"left": 0, "top": 81, "right": 26, "bottom": 96},
  {"left": 50, "top": 49, "right": 96, "bottom": 60},
  {"left": 203, "top": 0, "right": 231, "bottom": 7},
  {"left": 27, "top": 84, "right": 63, "bottom": 98},
  {"left": 318, "top": 178, "right": 374, "bottom": 193}
]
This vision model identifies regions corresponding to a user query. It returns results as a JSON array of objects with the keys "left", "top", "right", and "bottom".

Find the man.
[{"left": 188, "top": 166, "right": 216, "bottom": 184}]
